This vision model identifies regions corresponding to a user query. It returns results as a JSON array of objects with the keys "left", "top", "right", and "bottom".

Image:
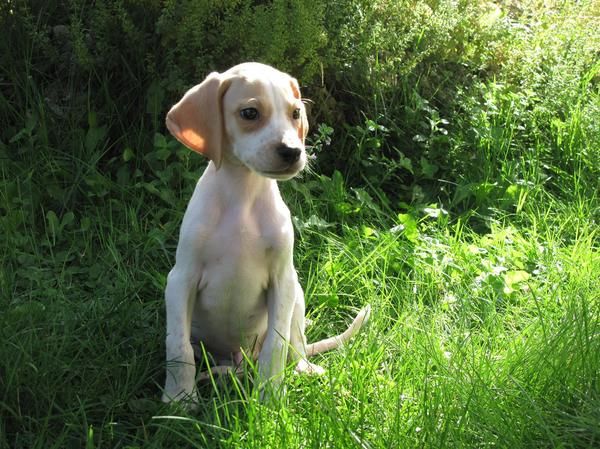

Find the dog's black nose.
[{"left": 276, "top": 145, "right": 302, "bottom": 164}]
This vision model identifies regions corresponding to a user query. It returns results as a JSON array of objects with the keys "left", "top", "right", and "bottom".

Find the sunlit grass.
[{"left": 2, "top": 169, "right": 598, "bottom": 447}]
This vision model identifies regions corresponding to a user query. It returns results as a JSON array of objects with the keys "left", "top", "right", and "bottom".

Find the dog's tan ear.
[
  {"left": 166, "top": 72, "right": 228, "bottom": 168},
  {"left": 290, "top": 78, "right": 309, "bottom": 143}
]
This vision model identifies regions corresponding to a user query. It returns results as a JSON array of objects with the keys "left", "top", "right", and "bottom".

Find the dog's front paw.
[
  {"left": 295, "top": 359, "right": 325, "bottom": 375},
  {"left": 161, "top": 388, "right": 199, "bottom": 411},
  {"left": 162, "top": 375, "right": 199, "bottom": 410}
]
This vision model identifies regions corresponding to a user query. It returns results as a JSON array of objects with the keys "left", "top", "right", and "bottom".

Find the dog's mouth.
[
  {"left": 259, "top": 161, "right": 305, "bottom": 180},
  {"left": 259, "top": 163, "right": 304, "bottom": 181},
  {"left": 259, "top": 167, "right": 302, "bottom": 180}
]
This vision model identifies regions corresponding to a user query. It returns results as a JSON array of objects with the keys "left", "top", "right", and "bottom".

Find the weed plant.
[{"left": 1, "top": 1, "right": 598, "bottom": 448}]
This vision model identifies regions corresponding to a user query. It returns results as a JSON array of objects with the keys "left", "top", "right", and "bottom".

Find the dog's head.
[{"left": 166, "top": 62, "right": 308, "bottom": 180}]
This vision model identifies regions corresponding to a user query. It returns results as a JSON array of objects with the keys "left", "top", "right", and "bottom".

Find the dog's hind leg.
[{"left": 289, "top": 284, "right": 326, "bottom": 375}]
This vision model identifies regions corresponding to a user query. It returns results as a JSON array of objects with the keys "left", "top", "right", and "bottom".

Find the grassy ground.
[
  {"left": 1, "top": 2, "right": 599, "bottom": 448},
  {"left": 1, "top": 155, "right": 598, "bottom": 448}
]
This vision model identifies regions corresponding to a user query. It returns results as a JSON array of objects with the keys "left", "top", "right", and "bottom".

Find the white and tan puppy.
[{"left": 162, "top": 62, "right": 370, "bottom": 404}]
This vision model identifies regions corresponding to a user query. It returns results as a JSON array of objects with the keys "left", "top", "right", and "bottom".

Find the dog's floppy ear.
[
  {"left": 290, "top": 78, "right": 309, "bottom": 143},
  {"left": 166, "top": 72, "right": 229, "bottom": 168}
]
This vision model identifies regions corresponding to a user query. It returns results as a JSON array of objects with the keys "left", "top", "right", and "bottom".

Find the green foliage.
[
  {"left": 158, "top": 0, "right": 326, "bottom": 84},
  {"left": 447, "top": 2, "right": 599, "bottom": 214},
  {"left": 1, "top": 0, "right": 599, "bottom": 447},
  {"left": 3, "top": 1, "right": 596, "bottom": 218}
]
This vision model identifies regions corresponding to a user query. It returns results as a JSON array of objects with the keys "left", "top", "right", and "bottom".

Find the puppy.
[{"left": 162, "top": 62, "right": 370, "bottom": 404}]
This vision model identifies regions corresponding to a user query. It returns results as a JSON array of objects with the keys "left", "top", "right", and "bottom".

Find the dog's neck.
[{"left": 207, "top": 160, "right": 279, "bottom": 206}]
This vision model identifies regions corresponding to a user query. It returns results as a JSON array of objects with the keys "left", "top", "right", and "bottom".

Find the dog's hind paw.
[{"left": 295, "top": 359, "right": 325, "bottom": 375}]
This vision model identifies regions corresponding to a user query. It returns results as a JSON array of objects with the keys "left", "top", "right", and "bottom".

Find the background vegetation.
[{"left": 1, "top": 0, "right": 598, "bottom": 447}]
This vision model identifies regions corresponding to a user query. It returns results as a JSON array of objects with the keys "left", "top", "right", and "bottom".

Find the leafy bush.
[
  {"left": 1, "top": 1, "right": 598, "bottom": 230},
  {"left": 448, "top": 2, "right": 599, "bottom": 217}
]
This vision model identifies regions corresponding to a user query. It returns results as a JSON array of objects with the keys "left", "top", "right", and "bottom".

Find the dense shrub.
[
  {"left": 448, "top": 2, "right": 599, "bottom": 214},
  {"left": 1, "top": 0, "right": 598, "bottom": 219}
]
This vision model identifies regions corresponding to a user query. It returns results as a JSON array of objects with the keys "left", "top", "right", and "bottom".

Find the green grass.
[
  {"left": 1, "top": 159, "right": 598, "bottom": 447},
  {"left": 1, "top": 1, "right": 599, "bottom": 448}
]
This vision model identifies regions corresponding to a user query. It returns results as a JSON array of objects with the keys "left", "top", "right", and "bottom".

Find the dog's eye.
[
  {"left": 292, "top": 108, "right": 301, "bottom": 120},
  {"left": 240, "top": 107, "right": 259, "bottom": 120}
]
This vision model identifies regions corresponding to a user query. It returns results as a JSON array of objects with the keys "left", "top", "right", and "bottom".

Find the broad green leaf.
[
  {"left": 420, "top": 157, "right": 439, "bottom": 178},
  {"left": 398, "top": 213, "right": 419, "bottom": 243},
  {"left": 85, "top": 125, "right": 107, "bottom": 152},
  {"left": 504, "top": 270, "right": 530, "bottom": 288},
  {"left": 123, "top": 147, "right": 135, "bottom": 162},
  {"left": 46, "top": 210, "right": 59, "bottom": 239}
]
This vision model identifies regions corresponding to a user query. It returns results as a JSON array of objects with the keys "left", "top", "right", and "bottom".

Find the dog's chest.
[
  {"left": 191, "top": 202, "right": 293, "bottom": 350},
  {"left": 201, "top": 204, "right": 290, "bottom": 284},
  {"left": 202, "top": 224, "right": 270, "bottom": 293}
]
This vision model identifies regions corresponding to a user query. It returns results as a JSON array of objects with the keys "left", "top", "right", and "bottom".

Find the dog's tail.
[{"left": 305, "top": 305, "right": 371, "bottom": 357}]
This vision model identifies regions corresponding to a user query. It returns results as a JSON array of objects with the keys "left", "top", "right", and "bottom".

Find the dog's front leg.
[
  {"left": 258, "top": 267, "right": 297, "bottom": 399},
  {"left": 162, "top": 267, "right": 198, "bottom": 404}
]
